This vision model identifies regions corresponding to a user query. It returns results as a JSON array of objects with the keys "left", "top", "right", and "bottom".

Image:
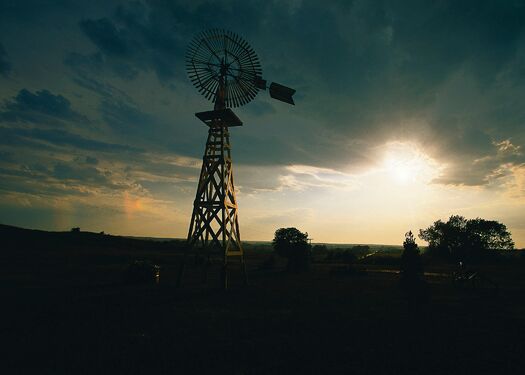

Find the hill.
[{"left": 0, "top": 223, "right": 186, "bottom": 252}]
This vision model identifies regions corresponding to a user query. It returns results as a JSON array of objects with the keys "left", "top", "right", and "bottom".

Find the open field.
[{"left": 2, "top": 224, "right": 525, "bottom": 374}]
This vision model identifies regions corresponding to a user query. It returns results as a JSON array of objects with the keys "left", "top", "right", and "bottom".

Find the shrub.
[{"left": 124, "top": 260, "right": 160, "bottom": 284}]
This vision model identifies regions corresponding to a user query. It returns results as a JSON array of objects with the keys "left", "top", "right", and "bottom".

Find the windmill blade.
[
  {"left": 268, "top": 82, "right": 296, "bottom": 105},
  {"left": 186, "top": 29, "right": 263, "bottom": 108}
]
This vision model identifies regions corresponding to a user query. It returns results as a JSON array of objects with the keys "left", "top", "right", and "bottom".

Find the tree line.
[
  {"left": 419, "top": 215, "right": 514, "bottom": 261},
  {"left": 272, "top": 215, "right": 515, "bottom": 271}
]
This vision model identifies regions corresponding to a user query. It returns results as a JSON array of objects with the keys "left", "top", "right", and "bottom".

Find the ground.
[{"left": 1, "top": 225, "right": 525, "bottom": 374}]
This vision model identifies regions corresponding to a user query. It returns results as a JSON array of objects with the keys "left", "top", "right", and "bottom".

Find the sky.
[{"left": 0, "top": 0, "right": 524, "bottom": 247}]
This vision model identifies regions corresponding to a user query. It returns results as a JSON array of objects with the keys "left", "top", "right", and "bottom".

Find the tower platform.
[{"left": 195, "top": 108, "right": 243, "bottom": 127}]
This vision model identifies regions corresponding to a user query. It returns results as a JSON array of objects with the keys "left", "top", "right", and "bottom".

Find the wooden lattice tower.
[
  {"left": 187, "top": 123, "right": 241, "bottom": 253},
  {"left": 178, "top": 29, "right": 296, "bottom": 288},
  {"left": 185, "top": 106, "right": 246, "bottom": 288}
]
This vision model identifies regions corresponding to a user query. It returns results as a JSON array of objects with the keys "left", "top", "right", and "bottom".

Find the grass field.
[{"left": 2, "top": 224, "right": 525, "bottom": 374}]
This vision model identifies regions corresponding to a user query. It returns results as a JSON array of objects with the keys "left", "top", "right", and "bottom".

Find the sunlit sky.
[{"left": 0, "top": 1, "right": 524, "bottom": 247}]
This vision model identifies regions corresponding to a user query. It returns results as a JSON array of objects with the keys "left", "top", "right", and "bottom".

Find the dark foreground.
[{"left": 1, "top": 225, "right": 525, "bottom": 374}]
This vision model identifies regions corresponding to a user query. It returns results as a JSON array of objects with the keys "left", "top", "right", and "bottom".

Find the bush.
[{"left": 124, "top": 260, "right": 160, "bottom": 284}]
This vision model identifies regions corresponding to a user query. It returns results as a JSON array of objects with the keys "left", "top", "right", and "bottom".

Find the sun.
[
  {"left": 381, "top": 142, "right": 439, "bottom": 186},
  {"left": 385, "top": 158, "right": 414, "bottom": 184}
]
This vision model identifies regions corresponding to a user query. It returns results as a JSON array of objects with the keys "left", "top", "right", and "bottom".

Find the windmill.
[{"left": 178, "top": 29, "right": 296, "bottom": 288}]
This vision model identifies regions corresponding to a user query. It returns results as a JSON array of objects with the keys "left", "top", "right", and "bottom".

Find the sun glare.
[
  {"left": 382, "top": 143, "right": 439, "bottom": 185},
  {"left": 385, "top": 158, "right": 414, "bottom": 184}
]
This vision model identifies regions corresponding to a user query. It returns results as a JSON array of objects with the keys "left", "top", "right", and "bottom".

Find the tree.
[
  {"left": 272, "top": 227, "right": 311, "bottom": 271},
  {"left": 400, "top": 231, "right": 427, "bottom": 301},
  {"left": 419, "top": 215, "right": 514, "bottom": 261},
  {"left": 400, "top": 231, "right": 423, "bottom": 283}
]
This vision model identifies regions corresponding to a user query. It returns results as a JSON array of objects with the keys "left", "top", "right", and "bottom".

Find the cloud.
[
  {"left": 0, "top": 126, "right": 141, "bottom": 153},
  {"left": 99, "top": 98, "right": 154, "bottom": 133},
  {"left": 0, "top": 89, "right": 89, "bottom": 124},
  {"left": 95, "top": 96, "right": 204, "bottom": 159},
  {"left": 85, "top": 156, "right": 99, "bottom": 165},
  {"left": 52, "top": 161, "right": 116, "bottom": 187},
  {"left": 76, "top": 2, "right": 184, "bottom": 82},
  {"left": 0, "top": 150, "right": 14, "bottom": 162},
  {"left": 433, "top": 139, "right": 525, "bottom": 187},
  {"left": 0, "top": 0, "right": 72, "bottom": 19},
  {"left": 0, "top": 43, "right": 11, "bottom": 77},
  {"left": 3, "top": 1, "right": 525, "bottom": 206},
  {"left": 0, "top": 161, "right": 112, "bottom": 198},
  {"left": 0, "top": 162, "right": 110, "bottom": 197},
  {"left": 64, "top": 51, "right": 139, "bottom": 80},
  {"left": 69, "top": 72, "right": 134, "bottom": 100},
  {"left": 80, "top": 18, "right": 131, "bottom": 57}
]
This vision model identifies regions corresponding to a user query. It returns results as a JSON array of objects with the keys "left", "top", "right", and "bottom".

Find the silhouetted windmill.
[{"left": 177, "top": 29, "right": 296, "bottom": 288}]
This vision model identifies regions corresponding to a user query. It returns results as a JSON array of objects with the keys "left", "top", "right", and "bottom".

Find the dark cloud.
[
  {"left": 78, "top": 0, "right": 525, "bottom": 185},
  {"left": 85, "top": 156, "right": 99, "bottom": 165},
  {"left": 53, "top": 161, "right": 111, "bottom": 185},
  {"left": 76, "top": 2, "right": 183, "bottom": 81},
  {"left": 0, "top": 0, "right": 74, "bottom": 18},
  {"left": 69, "top": 72, "right": 134, "bottom": 100},
  {"left": 0, "top": 126, "right": 141, "bottom": 153},
  {"left": 64, "top": 51, "right": 139, "bottom": 81},
  {"left": 5, "top": 0, "right": 525, "bottom": 190},
  {"left": 0, "top": 150, "right": 14, "bottom": 162},
  {"left": 0, "top": 89, "right": 88, "bottom": 124},
  {"left": 0, "top": 43, "right": 11, "bottom": 77},
  {"left": 433, "top": 139, "right": 525, "bottom": 186},
  {"left": 80, "top": 18, "right": 132, "bottom": 57},
  {"left": 0, "top": 160, "right": 124, "bottom": 199},
  {"left": 97, "top": 98, "right": 200, "bottom": 157},
  {"left": 73, "top": 155, "right": 100, "bottom": 165},
  {"left": 131, "top": 159, "right": 196, "bottom": 181},
  {"left": 98, "top": 98, "right": 167, "bottom": 147},
  {"left": 99, "top": 98, "right": 154, "bottom": 133}
]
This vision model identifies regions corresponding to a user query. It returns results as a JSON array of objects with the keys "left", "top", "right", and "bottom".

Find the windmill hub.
[{"left": 178, "top": 29, "right": 296, "bottom": 289}]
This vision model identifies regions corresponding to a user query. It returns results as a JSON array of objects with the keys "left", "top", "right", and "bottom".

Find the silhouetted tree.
[
  {"left": 400, "top": 231, "right": 427, "bottom": 301},
  {"left": 419, "top": 215, "right": 514, "bottom": 261},
  {"left": 400, "top": 231, "right": 423, "bottom": 283},
  {"left": 272, "top": 227, "right": 310, "bottom": 272}
]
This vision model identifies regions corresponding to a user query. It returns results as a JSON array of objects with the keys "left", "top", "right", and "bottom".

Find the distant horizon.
[
  {"left": 0, "top": 221, "right": 406, "bottom": 247},
  {"left": 1, "top": 222, "right": 402, "bottom": 246},
  {"left": 5, "top": 222, "right": 525, "bottom": 250}
]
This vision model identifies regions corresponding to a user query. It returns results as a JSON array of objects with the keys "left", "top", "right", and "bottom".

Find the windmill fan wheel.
[{"left": 186, "top": 29, "right": 262, "bottom": 108}]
